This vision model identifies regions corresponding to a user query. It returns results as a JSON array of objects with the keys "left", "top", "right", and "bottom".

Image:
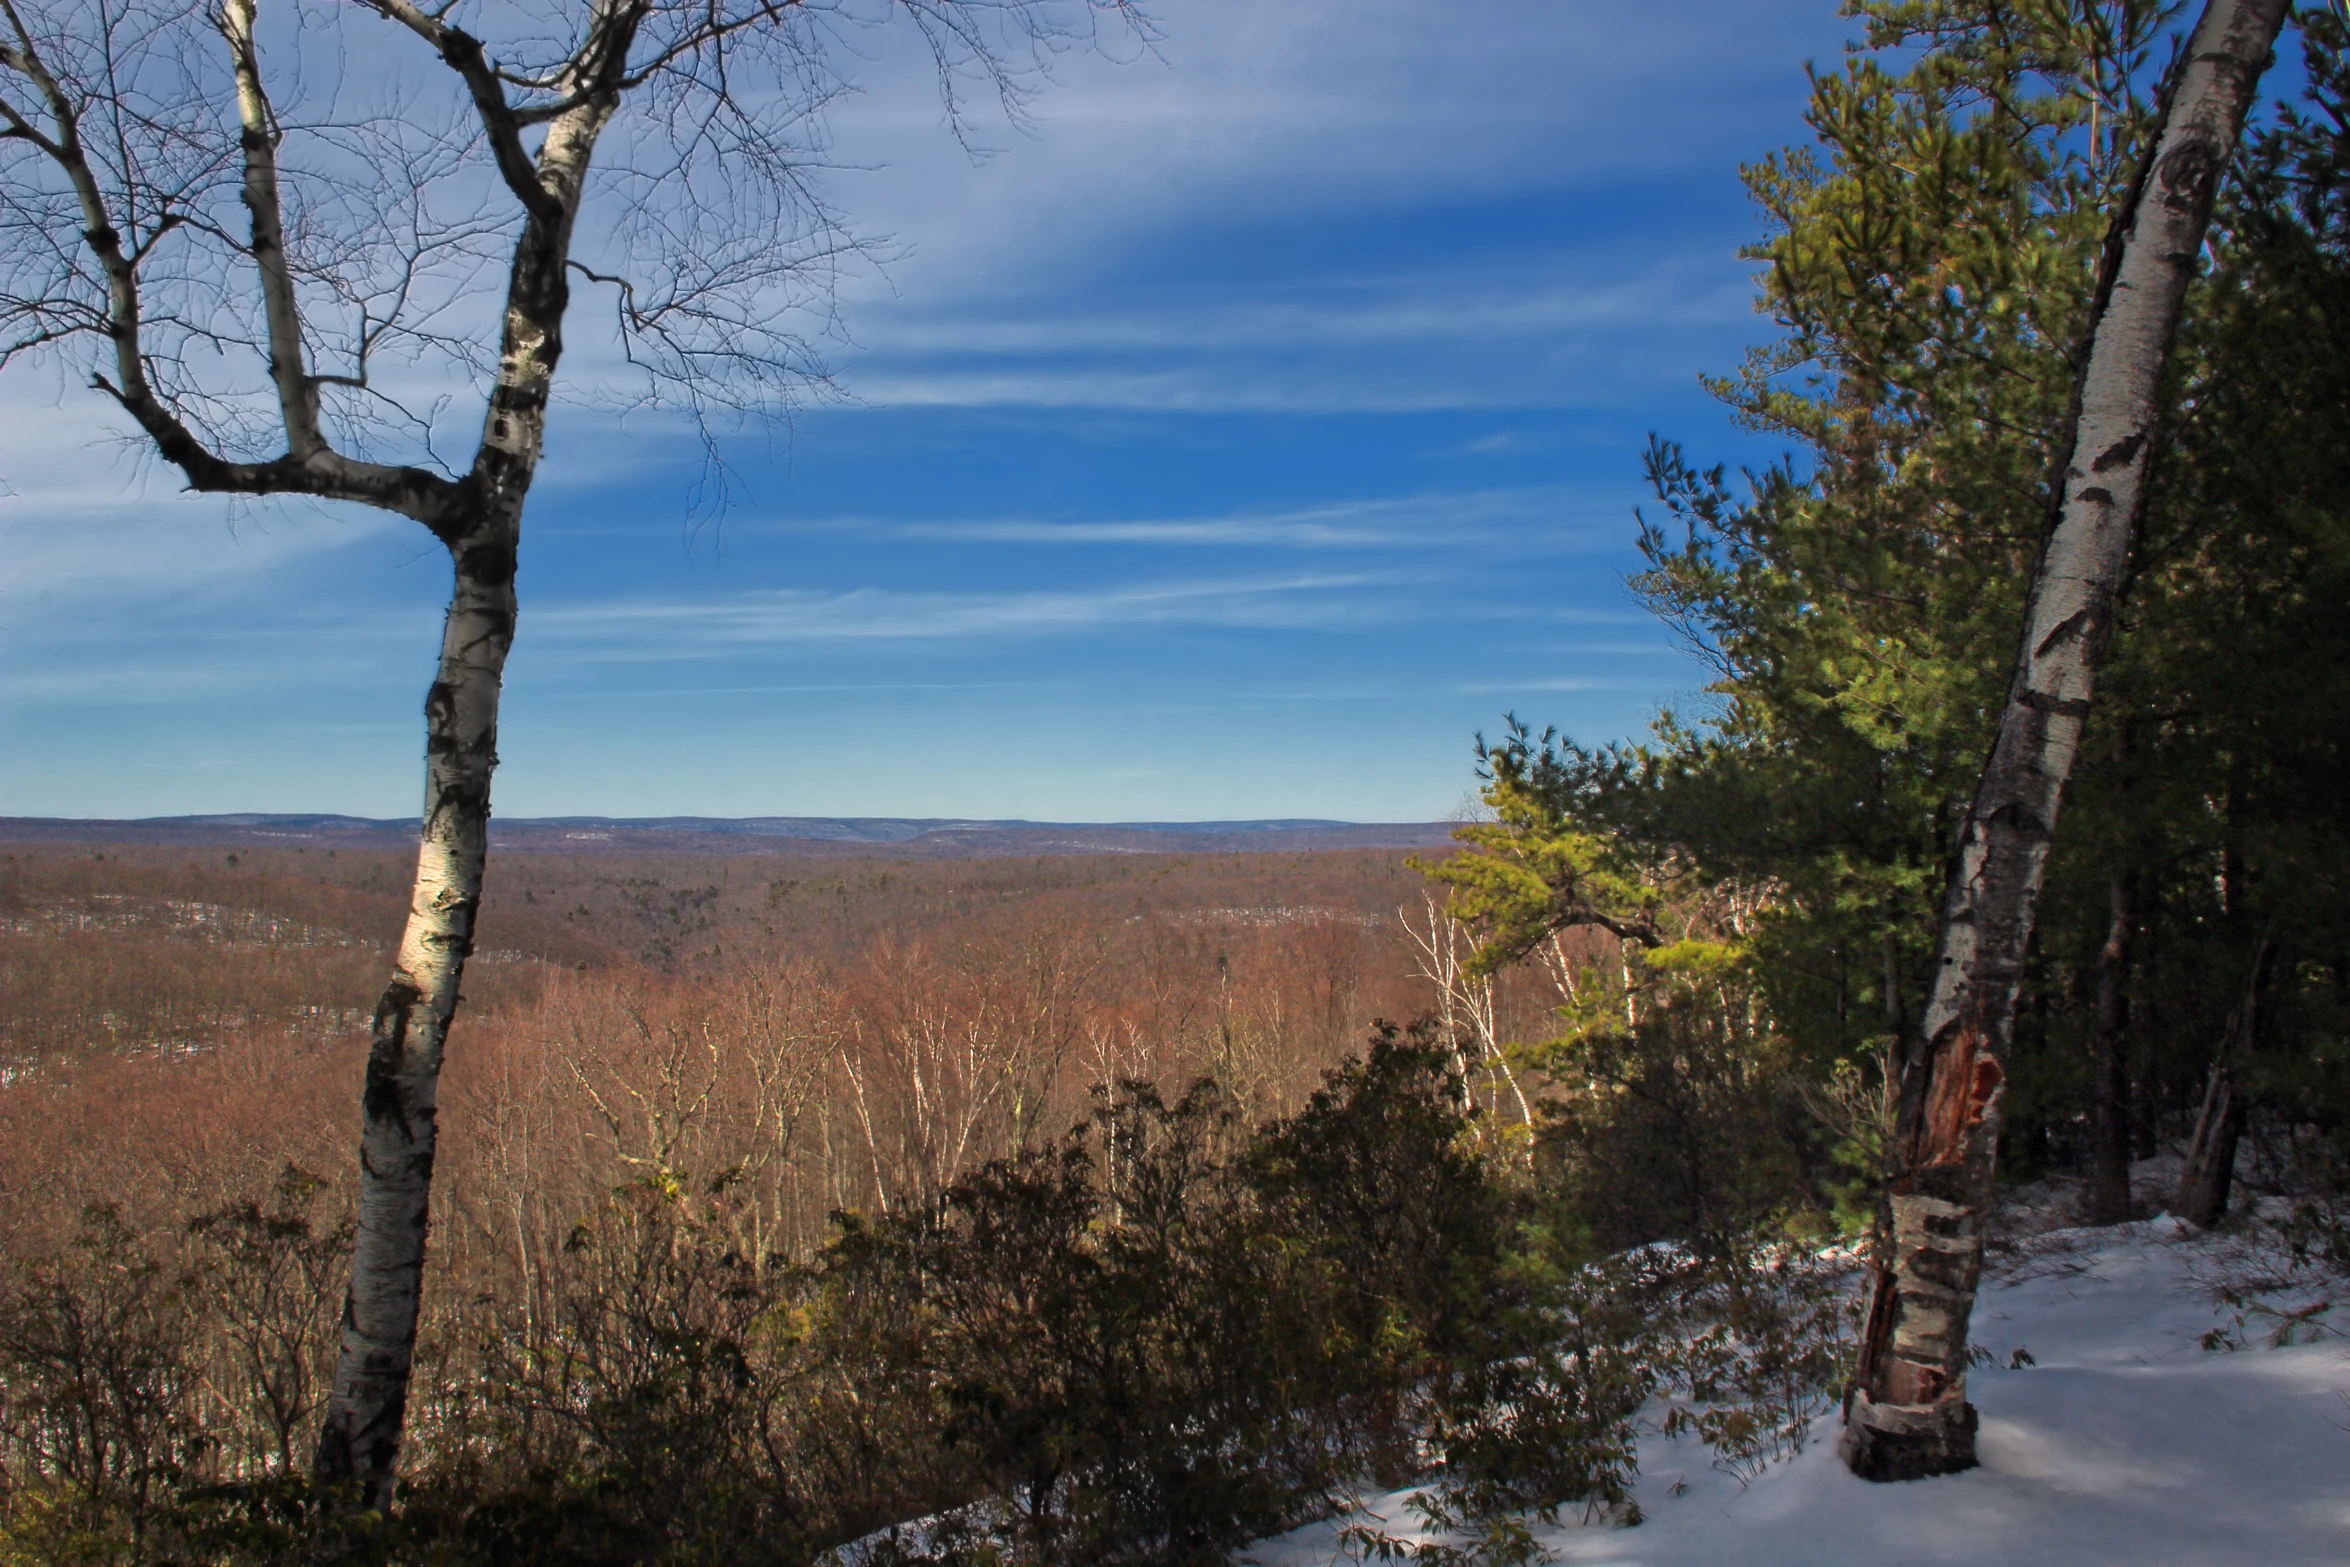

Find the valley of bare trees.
[
  {"left": 1, "top": 843, "right": 1504, "bottom": 1230},
  {"left": 5, "top": 842, "right": 1854, "bottom": 1562}
]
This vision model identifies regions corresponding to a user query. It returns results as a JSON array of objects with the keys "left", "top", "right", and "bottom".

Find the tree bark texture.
[
  {"left": 310, "top": 1, "right": 639, "bottom": 1510},
  {"left": 2176, "top": 1060, "right": 2248, "bottom": 1226},
  {"left": 1840, "top": 0, "right": 2287, "bottom": 1483},
  {"left": 308, "top": 537, "right": 514, "bottom": 1509},
  {"left": 2176, "top": 938, "right": 2269, "bottom": 1227},
  {"left": 2087, "top": 864, "right": 2139, "bottom": 1225}
]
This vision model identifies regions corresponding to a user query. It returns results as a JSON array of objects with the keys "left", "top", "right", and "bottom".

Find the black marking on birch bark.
[
  {"left": 2155, "top": 138, "right": 2223, "bottom": 213},
  {"left": 316, "top": 1421, "right": 355, "bottom": 1489},
  {"left": 2034, "top": 608, "right": 2094, "bottom": 657},
  {"left": 456, "top": 536, "right": 518, "bottom": 589},
  {"left": 2077, "top": 486, "right": 2116, "bottom": 506},
  {"left": 361, "top": 1404, "right": 405, "bottom": 1502},
  {"left": 365, "top": 979, "right": 421, "bottom": 1139},
  {"left": 405, "top": 1141, "right": 437, "bottom": 1196},
  {"left": 1982, "top": 800, "right": 2050, "bottom": 837},
  {"left": 425, "top": 777, "right": 496, "bottom": 842},
  {"left": 487, "top": 376, "right": 551, "bottom": 412},
  {"left": 2016, "top": 690, "right": 2095, "bottom": 719},
  {"left": 2090, "top": 433, "right": 2147, "bottom": 472},
  {"left": 370, "top": 978, "right": 419, "bottom": 1045},
  {"left": 423, "top": 680, "right": 457, "bottom": 752}
]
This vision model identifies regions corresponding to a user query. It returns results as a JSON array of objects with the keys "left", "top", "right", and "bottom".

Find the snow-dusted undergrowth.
[{"left": 1249, "top": 1217, "right": 2350, "bottom": 1567}]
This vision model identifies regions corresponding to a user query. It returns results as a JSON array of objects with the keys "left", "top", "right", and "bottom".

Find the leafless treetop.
[{"left": 0, "top": 0, "right": 1147, "bottom": 519}]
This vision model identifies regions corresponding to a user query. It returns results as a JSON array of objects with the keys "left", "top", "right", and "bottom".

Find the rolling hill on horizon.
[{"left": 0, "top": 812, "right": 1460, "bottom": 858}]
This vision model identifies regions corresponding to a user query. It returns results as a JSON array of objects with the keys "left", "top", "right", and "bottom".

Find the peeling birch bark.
[{"left": 1840, "top": 0, "right": 2289, "bottom": 1483}]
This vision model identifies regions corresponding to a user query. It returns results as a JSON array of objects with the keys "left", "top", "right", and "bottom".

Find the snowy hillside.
[{"left": 1251, "top": 1218, "right": 2350, "bottom": 1567}]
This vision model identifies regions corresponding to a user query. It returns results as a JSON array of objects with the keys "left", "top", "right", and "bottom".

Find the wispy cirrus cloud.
[
  {"left": 740, "top": 486, "right": 1622, "bottom": 551},
  {"left": 799, "top": 0, "right": 1842, "bottom": 414},
  {"left": 835, "top": 272, "right": 1754, "bottom": 412},
  {"left": 847, "top": 266, "right": 1753, "bottom": 361},
  {"left": 825, "top": 1, "right": 1846, "bottom": 288},
  {"left": 527, "top": 570, "right": 1405, "bottom": 655},
  {"left": 1457, "top": 676, "right": 1658, "bottom": 695},
  {"left": 0, "top": 398, "right": 425, "bottom": 619}
]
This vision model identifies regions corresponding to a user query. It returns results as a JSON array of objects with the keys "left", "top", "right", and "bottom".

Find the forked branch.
[
  {"left": 3, "top": 0, "right": 464, "bottom": 525},
  {"left": 352, "top": 0, "right": 564, "bottom": 222}
]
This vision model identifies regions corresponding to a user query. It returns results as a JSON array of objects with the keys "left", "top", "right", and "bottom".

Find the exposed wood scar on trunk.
[{"left": 1918, "top": 1025, "right": 2003, "bottom": 1167}]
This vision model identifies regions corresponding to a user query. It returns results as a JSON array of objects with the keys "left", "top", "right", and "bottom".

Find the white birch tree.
[
  {"left": 0, "top": 0, "right": 1140, "bottom": 1511},
  {"left": 1840, "top": 0, "right": 2292, "bottom": 1482}
]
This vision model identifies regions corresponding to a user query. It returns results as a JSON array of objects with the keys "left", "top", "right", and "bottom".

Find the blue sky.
[{"left": 1, "top": 0, "right": 1859, "bottom": 823}]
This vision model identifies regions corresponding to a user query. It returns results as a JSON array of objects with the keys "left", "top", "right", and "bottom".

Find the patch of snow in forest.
[
  {"left": 1248, "top": 1217, "right": 2350, "bottom": 1567},
  {"left": 3, "top": 895, "right": 377, "bottom": 950},
  {"left": 1136, "top": 907, "right": 1387, "bottom": 929}
]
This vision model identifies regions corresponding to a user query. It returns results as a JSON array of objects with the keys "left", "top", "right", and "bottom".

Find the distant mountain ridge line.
[
  {"left": 0, "top": 813, "right": 1461, "bottom": 857},
  {"left": 24, "top": 812, "right": 1420, "bottom": 834}
]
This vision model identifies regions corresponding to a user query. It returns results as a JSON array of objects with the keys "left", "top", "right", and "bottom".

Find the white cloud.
[
  {"left": 527, "top": 569, "right": 1406, "bottom": 653},
  {"left": 0, "top": 401, "right": 419, "bottom": 621},
  {"left": 530, "top": 679, "right": 1051, "bottom": 700},
  {"left": 820, "top": 0, "right": 1847, "bottom": 290},
  {"left": 838, "top": 359, "right": 1657, "bottom": 413},
  {"left": 848, "top": 265, "right": 1753, "bottom": 359},
  {"left": 1457, "top": 676, "right": 1655, "bottom": 694},
  {"left": 822, "top": 243, "right": 1763, "bottom": 412},
  {"left": 762, "top": 0, "right": 1845, "bottom": 411},
  {"left": 747, "top": 485, "right": 1624, "bottom": 550}
]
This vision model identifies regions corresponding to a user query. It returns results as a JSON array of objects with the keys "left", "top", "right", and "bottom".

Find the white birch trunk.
[
  {"left": 1840, "top": 0, "right": 2289, "bottom": 1483},
  {"left": 308, "top": 547, "right": 514, "bottom": 1506},
  {"left": 310, "top": 1, "right": 640, "bottom": 1508}
]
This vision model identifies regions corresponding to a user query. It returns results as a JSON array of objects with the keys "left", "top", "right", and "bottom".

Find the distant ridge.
[{"left": 0, "top": 813, "right": 1458, "bottom": 858}]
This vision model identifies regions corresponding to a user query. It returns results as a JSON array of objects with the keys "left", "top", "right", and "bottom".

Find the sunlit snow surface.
[{"left": 1247, "top": 1217, "right": 2350, "bottom": 1567}]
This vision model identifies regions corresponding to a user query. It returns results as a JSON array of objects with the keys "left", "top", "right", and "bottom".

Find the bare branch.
[
  {"left": 348, "top": 0, "right": 562, "bottom": 223},
  {"left": 0, "top": 83, "right": 64, "bottom": 160},
  {"left": 215, "top": 0, "right": 322, "bottom": 456},
  {"left": 611, "top": 0, "right": 806, "bottom": 94},
  {"left": 2, "top": 0, "right": 227, "bottom": 482},
  {"left": 4, "top": 0, "right": 464, "bottom": 522}
]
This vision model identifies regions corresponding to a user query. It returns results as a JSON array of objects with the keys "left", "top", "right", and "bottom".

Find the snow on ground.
[{"left": 1248, "top": 1217, "right": 2350, "bottom": 1567}]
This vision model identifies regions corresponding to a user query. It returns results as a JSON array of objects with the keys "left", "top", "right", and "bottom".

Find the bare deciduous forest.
[
  {"left": 0, "top": 843, "right": 1507, "bottom": 1234},
  {"left": 3, "top": 841, "right": 1846, "bottom": 1562}
]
